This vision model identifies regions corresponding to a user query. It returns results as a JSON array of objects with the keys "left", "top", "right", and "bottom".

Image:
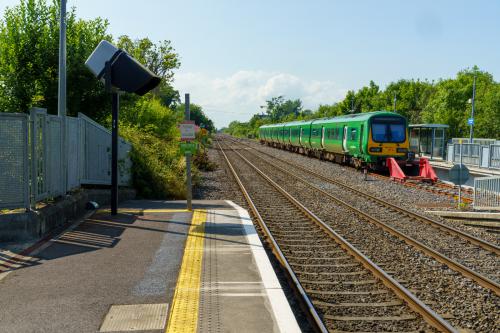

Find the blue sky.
[{"left": 1, "top": 0, "right": 499, "bottom": 127}]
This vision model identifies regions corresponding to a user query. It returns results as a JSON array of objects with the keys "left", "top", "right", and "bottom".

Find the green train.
[{"left": 259, "top": 111, "right": 415, "bottom": 170}]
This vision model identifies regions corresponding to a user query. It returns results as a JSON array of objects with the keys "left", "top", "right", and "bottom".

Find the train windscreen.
[{"left": 371, "top": 117, "right": 406, "bottom": 143}]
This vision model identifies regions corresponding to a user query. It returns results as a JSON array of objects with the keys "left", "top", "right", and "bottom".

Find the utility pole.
[
  {"left": 393, "top": 91, "right": 397, "bottom": 112},
  {"left": 185, "top": 94, "right": 192, "bottom": 211},
  {"left": 58, "top": 0, "right": 67, "bottom": 193},
  {"left": 351, "top": 97, "right": 355, "bottom": 113},
  {"left": 469, "top": 75, "right": 476, "bottom": 143}
]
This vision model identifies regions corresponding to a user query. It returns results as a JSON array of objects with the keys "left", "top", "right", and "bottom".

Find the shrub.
[{"left": 119, "top": 98, "right": 201, "bottom": 199}]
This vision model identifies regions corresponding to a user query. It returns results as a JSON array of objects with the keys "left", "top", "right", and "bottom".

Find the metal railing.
[
  {"left": 0, "top": 109, "right": 131, "bottom": 210},
  {"left": 448, "top": 143, "right": 500, "bottom": 170},
  {"left": 474, "top": 176, "right": 500, "bottom": 210}
]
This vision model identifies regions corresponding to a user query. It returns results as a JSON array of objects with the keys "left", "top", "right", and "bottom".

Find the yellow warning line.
[{"left": 166, "top": 210, "right": 206, "bottom": 333}]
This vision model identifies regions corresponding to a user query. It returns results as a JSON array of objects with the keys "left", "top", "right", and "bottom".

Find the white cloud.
[{"left": 173, "top": 70, "right": 347, "bottom": 128}]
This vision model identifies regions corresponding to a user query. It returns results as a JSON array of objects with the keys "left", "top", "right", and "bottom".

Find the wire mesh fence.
[
  {"left": 0, "top": 109, "right": 131, "bottom": 210},
  {"left": 0, "top": 114, "right": 29, "bottom": 209}
]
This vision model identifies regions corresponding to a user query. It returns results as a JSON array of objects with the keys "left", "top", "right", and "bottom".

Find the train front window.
[{"left": 371, "top": 117, "right": 406, "bottom": 143}]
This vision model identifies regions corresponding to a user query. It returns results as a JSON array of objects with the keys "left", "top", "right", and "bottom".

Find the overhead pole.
[
  {"left": 58, "top": 0, "right": 67, "bottom": 193},
  {"left": 185, "top": 94, "right": 192, "bottom": 211},
  {"left": 469, "top": 75, "right": 476, "bottom": 143}
]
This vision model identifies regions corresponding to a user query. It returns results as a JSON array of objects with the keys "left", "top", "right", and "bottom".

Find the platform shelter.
[{"left": 409, "top": 124, "right": 449, "bottom": 160}]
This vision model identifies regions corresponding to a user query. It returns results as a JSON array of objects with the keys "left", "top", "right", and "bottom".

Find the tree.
[
  {"left": 422, "top": 67, "right": 499, "bottom": 138},
  {"left": 264, "top": 96, "right": 303, "bottom": 121},
  {"left": 382, "top": 79, "right": 435, "bottom": 123},
  {"left": 0, "top": 0, "right": 111, "bottom": 119},
  {"left": 175, "top": 103, "right": 215, "bottom": 132},
  {"left": 116, "top": 35, "right": 180, "bottom": 84},
  {"left": 117, "top": 35, "right": 181, "bottom": 111}
]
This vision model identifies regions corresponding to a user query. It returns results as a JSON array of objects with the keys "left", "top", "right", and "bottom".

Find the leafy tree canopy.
[
  {"left": 175, "top": 103, "right": 215, "bottom": 132},
  {"left": 226, "top": 67, "right": 500, "bottom": 139}
]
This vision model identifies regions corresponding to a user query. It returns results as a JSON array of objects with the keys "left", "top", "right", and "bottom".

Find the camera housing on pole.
[{"left": 85, "top": 40, "right": 161, "bottom": 215}]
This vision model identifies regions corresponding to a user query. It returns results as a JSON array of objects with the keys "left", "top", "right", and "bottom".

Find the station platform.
[
  {"left": 430, "top": 159, "right": 500, "bottom": 177},
  {"left": 0, "top": 200, "right": 300, "bottom": 333}
]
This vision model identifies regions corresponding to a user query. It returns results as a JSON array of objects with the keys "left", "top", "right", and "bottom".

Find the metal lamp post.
[
  {"left": 58, "top": 0, "right": 67, "bottom": 193},
  {"left": 469, "top": 75, "right": 476, "bottom": 143}
]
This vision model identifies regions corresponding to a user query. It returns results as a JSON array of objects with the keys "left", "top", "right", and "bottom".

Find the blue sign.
[{"left": 468, "top": 118, "right": 474, "bottom": 125}]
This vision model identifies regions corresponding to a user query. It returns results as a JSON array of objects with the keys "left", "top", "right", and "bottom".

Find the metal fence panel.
[
  {"left": 66, "top": 117, "right": 81, "bottom": 190},
  {"left": 47, "top": 115, "right": 64, "bottom": 196},
  {"left": 490, "top": 145, "right": 500, "bottom": 169},
  {"left": 31, "top": 108, "right": 49, "bottom": 202},
  {"left": 453, "top": 143, "right": 480, "bottom": 166},
  {"left": 1, "top": 111, "right": 132, "bottom": 209},
  {"left": 474, "top": 176, "right": 500, "bottom": 210},
  {"left": 79, "top": 113, "right": 112, "bottom": 185},
  {"left": 0, "top": 113, "right": 29, "bottom": 209},
  {"left": 480, "top": 146, "right": 490, "bottom": 168},
  {"left": 447, "top": 144, "right": 454, "bottom": 163}
]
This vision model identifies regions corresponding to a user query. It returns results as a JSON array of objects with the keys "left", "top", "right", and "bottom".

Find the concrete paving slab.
[
  {"left": 0, "top": 200, "right": 193, "bottom": 333},
  {"left": 195, "top": 202, "right": 301, "bottom": 333}
]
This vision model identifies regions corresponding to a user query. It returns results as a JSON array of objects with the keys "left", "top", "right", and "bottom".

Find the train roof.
[
  {"left": 259, "top": 111, "right": 405, "bottom": 129},
  {"left": 312, "top": 111, "right": 403, "bottom": 124}
]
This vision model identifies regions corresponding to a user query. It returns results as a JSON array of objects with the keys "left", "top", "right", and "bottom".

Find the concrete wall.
[{"left": 0, "top": 188, "right": 136, "bottom": 242}]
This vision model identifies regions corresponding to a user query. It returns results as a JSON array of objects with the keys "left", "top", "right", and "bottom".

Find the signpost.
[
  {"left": 182, "top": 94, "right": 193, "bottom": 211},
  {"left": 180, "top": 142, "right": 198, "bottom": 155},
  {"left": 180, "top": 121, "right": 196, "bottom": 141}
]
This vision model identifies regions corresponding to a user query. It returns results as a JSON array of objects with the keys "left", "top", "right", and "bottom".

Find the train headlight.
[
  {"left": 369, "top": 147, "right": 382, "bottom": 152},
  {"left": 396, "top": 148, "right": 408, "bottom": 153}
]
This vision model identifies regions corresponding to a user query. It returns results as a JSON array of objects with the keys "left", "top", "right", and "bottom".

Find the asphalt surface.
[{"left": 0, "top": 201, "right": 200, "bottom": 333}]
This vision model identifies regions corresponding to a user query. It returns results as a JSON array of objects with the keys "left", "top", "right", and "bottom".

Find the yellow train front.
[{"left": 259, "top": 111, "right": 416, "bottom": 171}]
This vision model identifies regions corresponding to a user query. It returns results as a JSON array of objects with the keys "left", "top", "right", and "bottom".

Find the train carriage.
[{"left": 259, "top": 111, "right": 412, "bottom": 170}]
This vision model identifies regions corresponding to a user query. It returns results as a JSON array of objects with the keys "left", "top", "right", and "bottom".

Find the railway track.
[
  {"left": 216, "top": 140, "right": 452, "bottom": 332},
  {"left": 218, "top": 136, "right": 499, "bottom": 332},
  {"left": 229, "top": 137, "right": 500, "bottom": 292}
]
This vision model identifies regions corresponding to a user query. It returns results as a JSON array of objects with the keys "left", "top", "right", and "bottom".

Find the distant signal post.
[{"left": 180, "top": 94, "right": 197, "bottom": 211}]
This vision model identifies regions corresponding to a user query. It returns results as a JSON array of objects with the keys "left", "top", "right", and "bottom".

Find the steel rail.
[
  {"left": 218, "top": 139, "right": 457, "bottom": 333},
  {"left": 228, "top": 139, "right": 500, "bottom": 295},
  {"left": 240, "top": 140, "right": 499, "bottom": 255}
]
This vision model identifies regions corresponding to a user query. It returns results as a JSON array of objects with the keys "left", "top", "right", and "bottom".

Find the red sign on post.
[{"left": 179, "top": 120, "right": 195, "bottom": 141}]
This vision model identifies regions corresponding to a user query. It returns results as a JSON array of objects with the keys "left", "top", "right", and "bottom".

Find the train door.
[
  {"left": 342, "top": 126, "right": 348, "bottom": 151},
  {"left": 321, "top": 127, "right": 325, "bottom": 148},
  {"left": 359, "top": 125, "right": 364, "bottom": 153},
  {"left": 299, "top": 127, "right": 303, "bottom": 146}
]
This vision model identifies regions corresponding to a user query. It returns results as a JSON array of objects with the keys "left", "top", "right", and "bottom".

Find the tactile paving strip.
[
  {"left": 99, "top": 303, "right": 168, "bottom": 332},
  {"left": 166, "top": 210, "right": 206, "bottom": 333},
  {"left": 198, "top": 211, "right": 222, "bottom": 333}
]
